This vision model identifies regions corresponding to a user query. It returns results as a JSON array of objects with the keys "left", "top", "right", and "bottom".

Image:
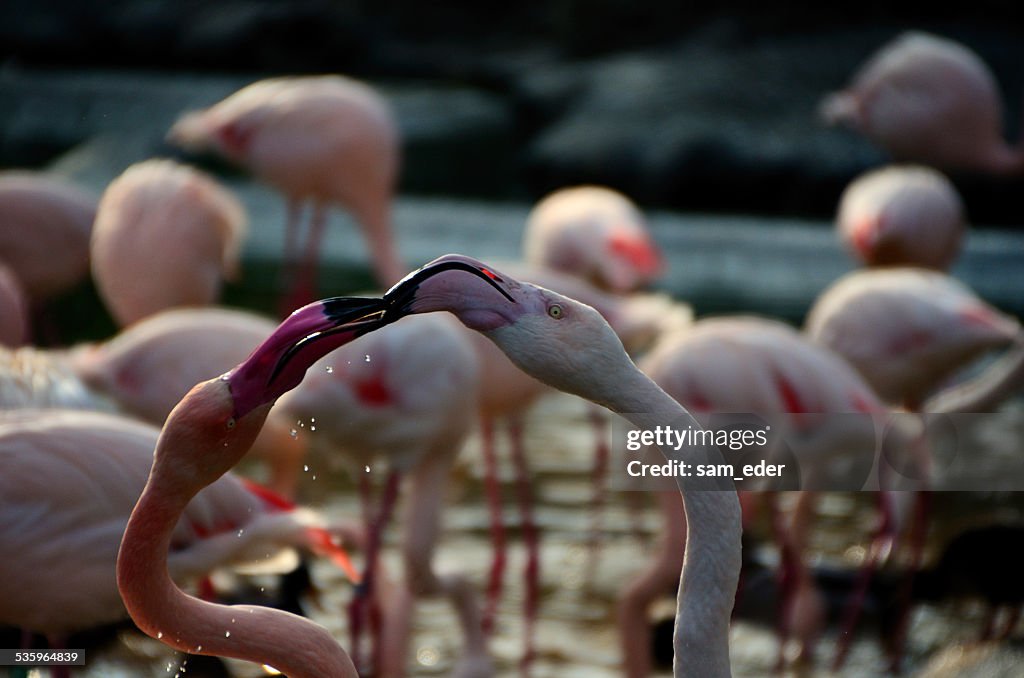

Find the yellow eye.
[
  {"left": 226, "top": 417, "right": 236, "bottom": 430},
  {"left": 548, "top": 304, "right": 564, "bottom": 319}
]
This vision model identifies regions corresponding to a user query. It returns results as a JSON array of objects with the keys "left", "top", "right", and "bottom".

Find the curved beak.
[
  {"left": 381, "top": 254, "right": 516, "bottom": 322},
  {"left": 228, "top": 297, "right": 393, "bottom": 418}
]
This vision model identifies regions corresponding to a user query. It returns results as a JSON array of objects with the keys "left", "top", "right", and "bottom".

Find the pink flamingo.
[
  {"left": 0, "top": 263, "right": 29, "bottom": 347},
  {"left": 0, "top": 408, "right": 360, "bottom": 676},
  {"left": 836, "top": 165, "right": 965, "bottom": 270},
  {"left": 167, "top": 75, "right": 403, "bottom": 305},
  {"left": 116, "top": 295, "right": 393, "bottom": 677},
  {"left": 276, "top": 314, "right": 490, "bottom": 677},
  {"left": 456, "top": 261, "right": 688, "bottom": 664},
  {"left": 629, "top": 316, "right": 922, "bottom": 675},
  {"left": 0, "top": 171, "right": 95, "bottom": 304},
  {"left": 805, "top": 268, "right": 1022, "bottom": 410},
  {"left": 379, "top": 254, "right": 742, "bottom": 677},
  {"left": 91, "top": 159, "right": 247, "bottom": 327},
  {"left": 820, "top": 31, "right": 1024, "bottom": 174},
  {"left": 524, "top": 185, "right": 664, "bottom": 293}
]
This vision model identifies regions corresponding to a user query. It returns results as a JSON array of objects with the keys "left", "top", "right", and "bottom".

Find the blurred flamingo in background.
[
  {"left": 0, "top": 408, "right": 361, "bottom": 674},
  {"left": 116, "top": 294, "right": 396, "bottom": 677},
  {"left": 91, "top": 159, "right": 247, "bottom": 327},
  {"left": 633, "top": 316, "right": 924, "bottom": 675},
  {"left": 806, "top": 268, "right": 1022, "bottom": 410},
  {"left": 167, "top": 75, "right": 403, "bottom": 306},
  {"left": 821, "top": 31, "right": 1024, "bottom": 174},
  {"left": 836, "top": 165, "right": 965, "bottom": 270},
  {"left": 276, "top": 313, "right": 490, "bottom": 677},
  {"left": 378, "top": 253, "right": 742, "bottom": 677},
  {"left": 0, "top": 171, "right": 96, "bottom": 341},
  {"left": 524, "top": 185, "right": 663, "bottom": 293},
  {"left": 0, "top": 263, "right": 29, "bottom": 347}
]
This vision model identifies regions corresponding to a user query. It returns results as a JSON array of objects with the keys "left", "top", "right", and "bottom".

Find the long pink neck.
[
  {"left": 356, "top": 198, "right": 405, "bottom": 288},
  {"left": 117, "top": 430, "right": 357, "bottom": 677},
  {"left": 923, "top": 336, "right": 1024, "bottom": 413},
  {"left": 612, "top": 366, "right": 742, "bottom": 678}
]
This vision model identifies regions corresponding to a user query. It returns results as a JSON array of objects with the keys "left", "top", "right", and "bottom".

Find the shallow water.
[{"left": 35, "top": 391, "right": 1024, "bottom": 678}]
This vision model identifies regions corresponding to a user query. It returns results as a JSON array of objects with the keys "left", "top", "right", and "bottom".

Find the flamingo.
[
  {"left": 91, "top": 159, "right": 248, "bottom": 327},
  {"left": 805, "top": 268, "right": 1022, "bottom": 410},
  {"left": 836, "top": 165, "right": 965, "bottom": 270},
  {"left": 451, "top": 261, "right": 689, "bottom": 662},
  {"left": 628, "top": 316, "right": 926, "bottom": 675},
  {"left": 378, "top": 254, "right": 742, "bottom": 677},
  {"left": 116, "top": 295, "right": 395, "bottom": 677},
  {"left": 0, "top": 408, "right": 361, "bottom": 673},
  {"left": 523, "top": 185, "right": 664, "bottom": 293},
  {"left": 167, "top": 75, "right": 403, "bottom": 305},
  {"left": 0, "top": 263, "right": 29, "bottom": 347},
  {"left": 275, "top": 313, "right": 490, "bottom": 677},
  {"left": 820, "top": 31, "right": 1024, "bottom": 174},
  {"left": 0, "top": 171, "right": 96, "bottom": 304}
]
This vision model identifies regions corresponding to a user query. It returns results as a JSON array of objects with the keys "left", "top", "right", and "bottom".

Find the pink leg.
[
  {"left": 480, "top": 415, "right": 507, "bottom": 635},
  {"left": 765, "top": 492, "right": 796, "bottom": 672},
  {"left": 349, "top": 471, "right": 401, "bottom": 674},
  {"left": 886, "top": 491, "right": 930, "bottom": 674},
  {"left": 284, "top": 202, "right": 327, "bottom": 312},
  {"left": 832, "top": 490, "right": 896, "bottom": 671},
  {"left": 508, "top": 415, "right": 539, "bottom": 674},
  {"left": 585, "top": 406, "right": 610, "bottom": 584},
  {"left": 278, "top": 199, "right": 305, "bottom": 317},
  {"left": 44, "top": 634, "right": 70, "bottom": 678}
]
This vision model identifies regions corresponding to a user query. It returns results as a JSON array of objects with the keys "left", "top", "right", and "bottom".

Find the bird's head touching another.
[
  {"left": 156, "top": 297, "right": 392, "bottom": 488},
  {"left": 382, "top": 254, "right": 634, "bottom": 409}
]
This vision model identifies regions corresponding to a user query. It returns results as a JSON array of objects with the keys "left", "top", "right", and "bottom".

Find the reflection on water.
[{"left": 62, "top": 392, "right": 1024, "bottom": 677}]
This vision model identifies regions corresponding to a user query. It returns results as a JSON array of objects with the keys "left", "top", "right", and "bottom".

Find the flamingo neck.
[
  {"left": 923, "top": 335, "right": 1024, "bottom": 413},
  {"left": 117, "top": 410, "right": 357, "bottom": 678},
  {"left": 613, "top": 366, "right": 742, "bottom": 678},
  {"left": 356, "top": 199, "right": 405, "bottom": 288}
]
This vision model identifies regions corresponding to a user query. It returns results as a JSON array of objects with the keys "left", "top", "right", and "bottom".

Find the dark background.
[{"left": 2, "top": 2, "right": 1023, "bottom": 224}]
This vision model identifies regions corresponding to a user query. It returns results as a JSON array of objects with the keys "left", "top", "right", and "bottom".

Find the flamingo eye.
[
  {"left": 547, "top": 304, "right": 564, "bottom": 319},
  {"left": 225, "top": 417, "right": 237, "bottom": 430}
]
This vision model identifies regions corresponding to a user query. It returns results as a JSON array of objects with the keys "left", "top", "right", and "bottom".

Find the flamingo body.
[
  {"left": 821, "top": 32, "right": 1024, "bottom": 174},
  {"left": 0, "top": 171, "right": 96, "bottom": 302},
  {"left": 91, "top": 159, "right": 247, "bottom": 326},
  {"left": 806, "top": 268, "right": 1020, "bottom": 408}
]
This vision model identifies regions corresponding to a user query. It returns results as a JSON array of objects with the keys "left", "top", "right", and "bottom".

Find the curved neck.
[
  {"left": 613, "top": 366, "right": 742, "bottom": 678},
  {"left": 355, "top": 199, "right": 405, "bottom": 288},
  {"left": 117, "top": 417, "right": 357, "bottom": 677},
  {"left": 923, "top": 336, "right": 1024, "bottom": 413}
]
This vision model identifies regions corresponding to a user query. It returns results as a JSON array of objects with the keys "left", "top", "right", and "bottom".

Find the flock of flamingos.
[{"left": 2, "top": 28, "right": 1024, "bottom": 678}]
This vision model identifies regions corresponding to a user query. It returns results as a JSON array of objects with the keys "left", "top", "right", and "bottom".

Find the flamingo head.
[
  {"left": 382, "top": 254, "right": 633, "bottom": 406},
  {"left": 227, "top": 297, "right": 392, "bottom": 418}
]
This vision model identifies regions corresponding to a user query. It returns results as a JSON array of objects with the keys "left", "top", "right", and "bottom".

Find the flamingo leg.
[
  {"left": 285, "top": 201, "right": 327, "bottom": 312},
  {"left": 479, "top": 415, "right": 507, "bottom": 635},
  {"left": 350, "top": 470, "right": 401, "bottom": 674},
  {"left": 584, "top": 406, "right": 610, "bottom": 584},
  {"left": 43, "top": 634, "right": 70, "bottom": 678},
  {"left": 508, "top": 415, "right": 539, "bottom": 673},
  {"left": 832, "top": 490, "right": 896, "bottom": 671},
  {"left": 278, "top": 199, "right": 306, "bottom": 316},
  {"left": 886, "top": 490, "right": 930, "bottom": 674}
]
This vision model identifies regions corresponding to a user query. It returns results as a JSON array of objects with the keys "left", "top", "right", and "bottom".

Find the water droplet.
[
  {"left": 325, "top": 366, "right": 334, "bottom": 373},
  {"left": 290, "top": 429, "right": 298, "bottom": 439},
  {"left": 310, "top": 425, "right": 316, "bottom": 431},
  {"left": 260, "top": 586, "right": 265, "bottom": 593},
  {"left": 225, "top": 631, "right": 231, "bottom": 638},
  {"left": 310, "top": 417, "right": 316, "bottom": 423},
  {"left": 303, "top": 465, "right": 309, "bottom": 472},
  {"left": 196, "top": 645, "right": 202, "bottom": 652},
  {"left": 364, "top": 354, "right": 371, "bottom": 362},
  {"left": 237, "top": 529, "right": 244, "bottom": 537},
  {"left": 312, "top": 474, "right": 317, "bottom": 480},
  {"left": 231, "top": 618, "right": 236, "bottom": 623},
  {"left": 157, "top": 631, "right": 164, "bottom": 639},
  {"left": 365, "top": 465, "right": 371, "bottom": 473}
]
